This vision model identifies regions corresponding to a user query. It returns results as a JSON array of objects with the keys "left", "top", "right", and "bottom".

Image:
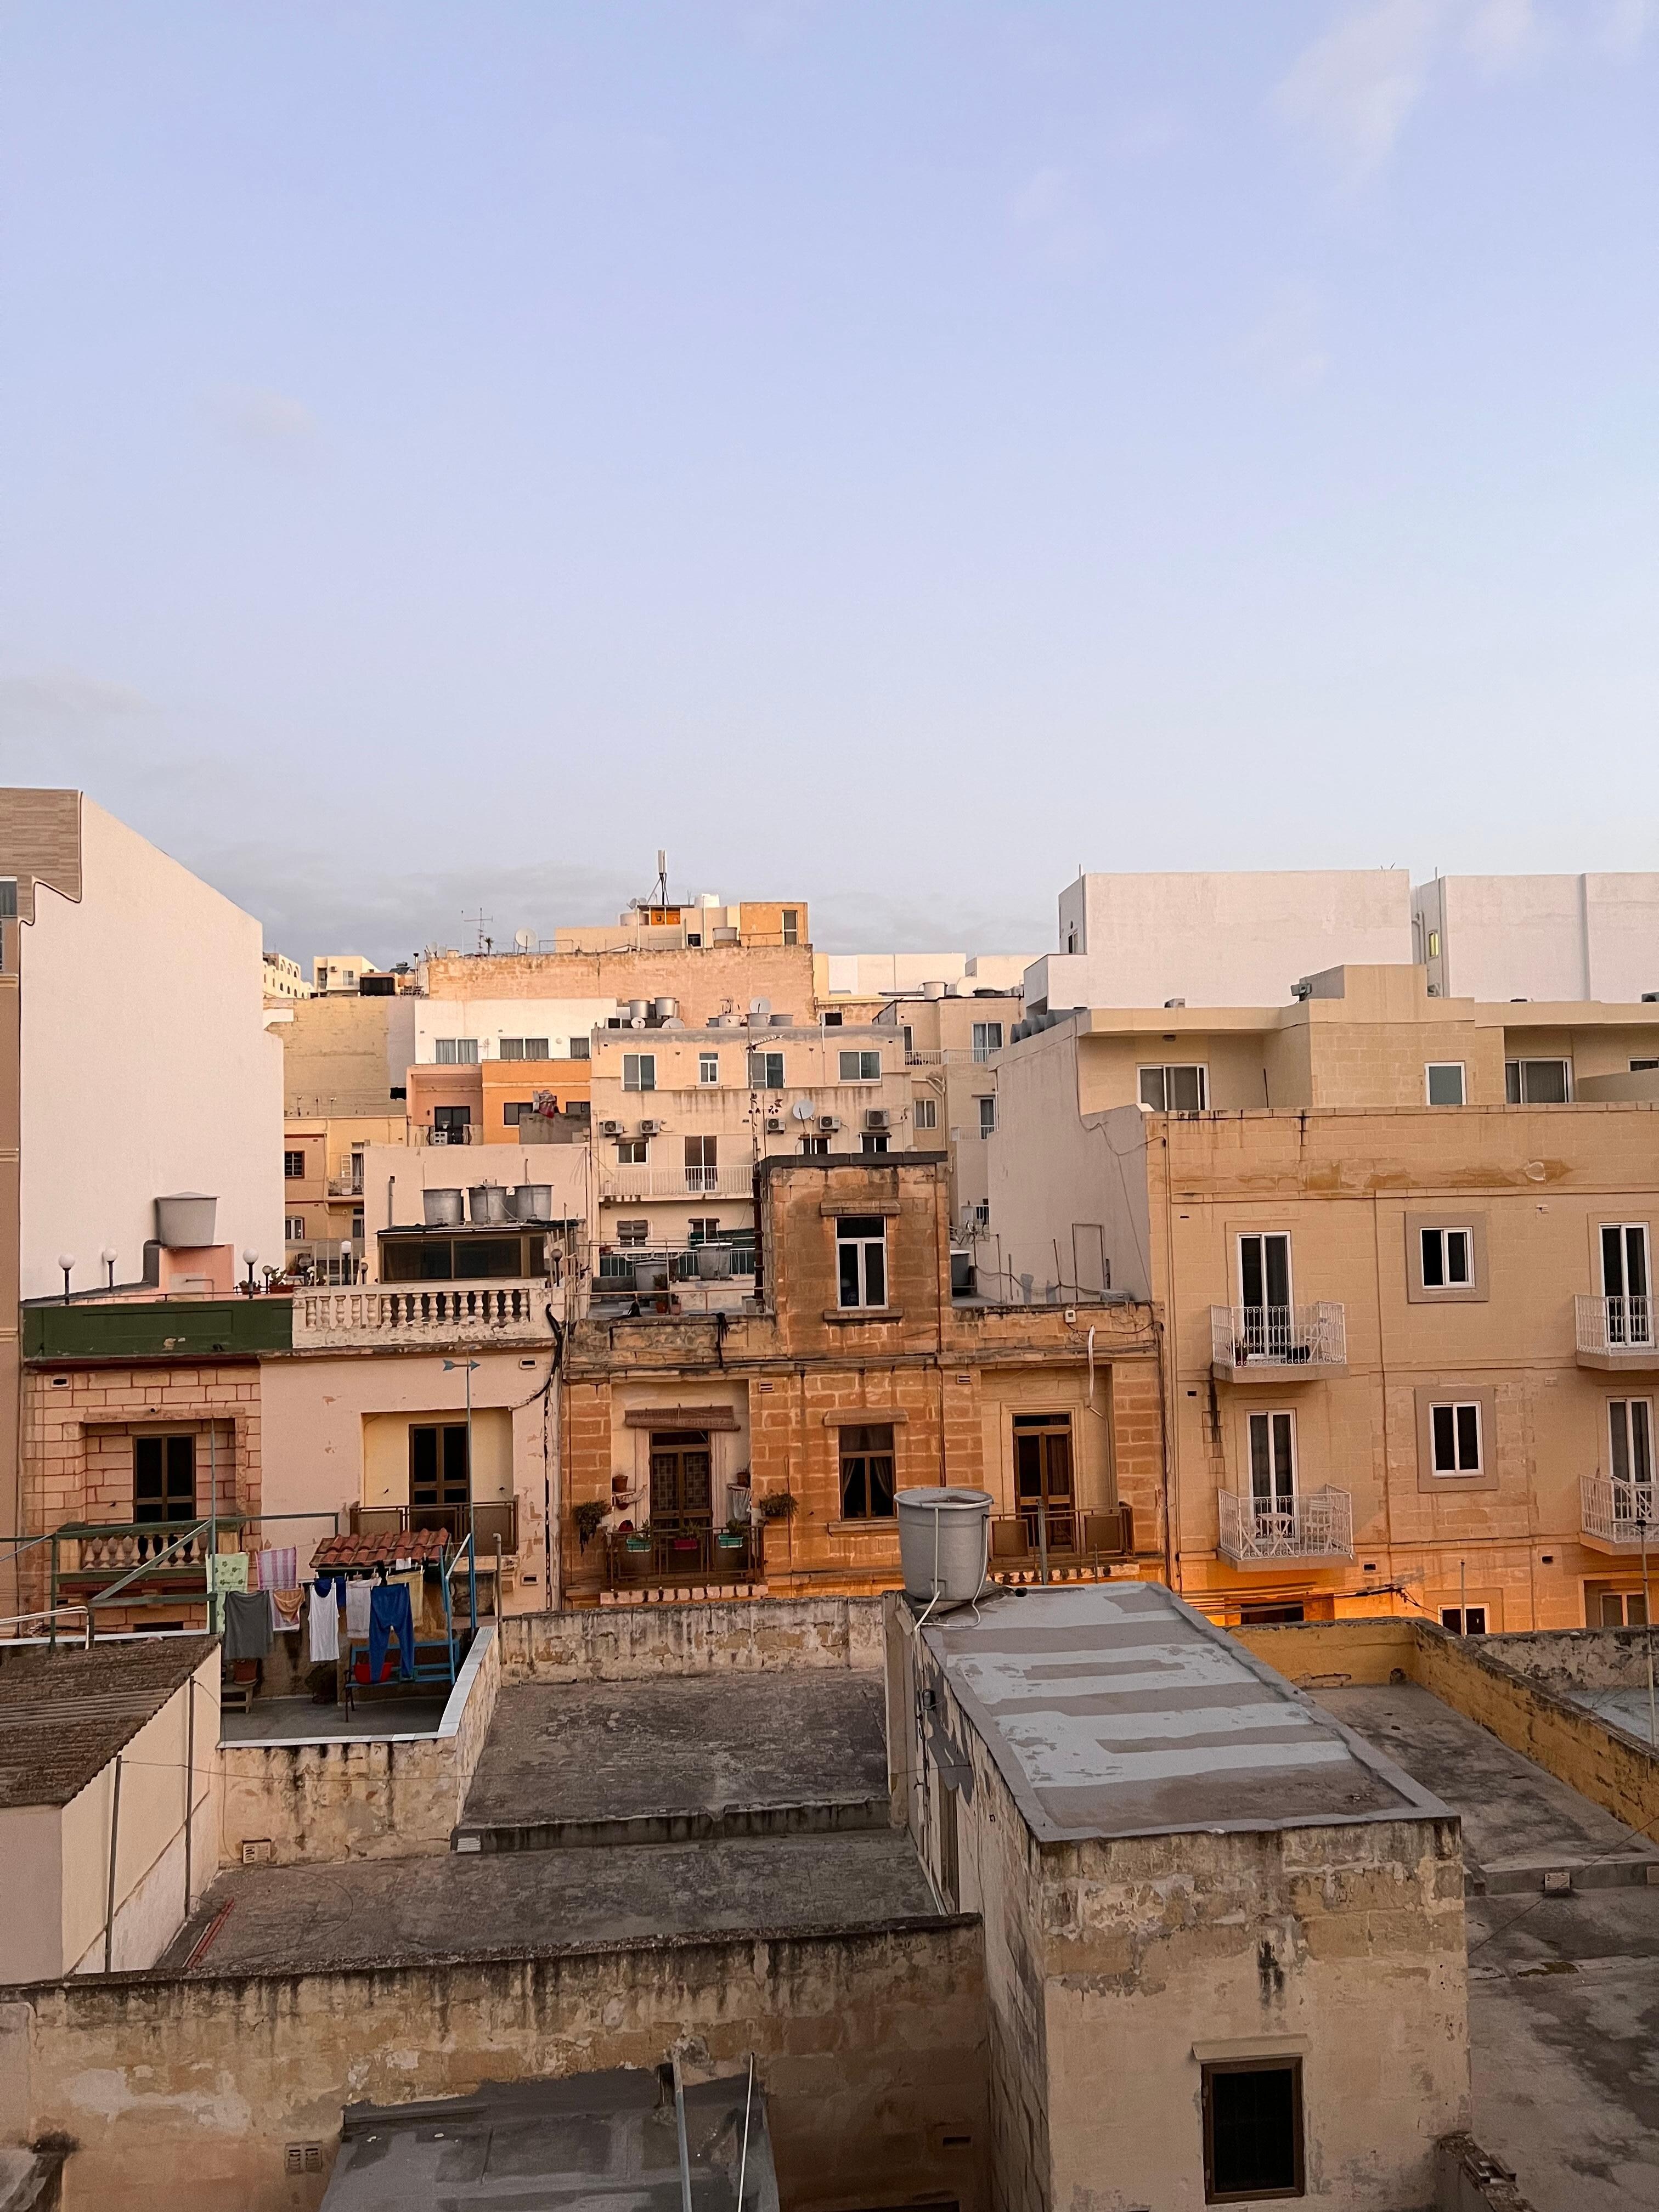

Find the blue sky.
[{"left": 1, "top": 2, "right": 1655, "bottom": 966}]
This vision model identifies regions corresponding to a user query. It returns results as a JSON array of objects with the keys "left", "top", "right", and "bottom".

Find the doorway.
[
  {"left": 1238, "top": 1232, "right": 1293, "bottom": 1357},
  {"left": 649, "top": 1430, "right": 713, "bottom": 1532},
  {"left": 1602, "top": 1223, "right": 1652, "bottom": 1347},
  {"left": 1013, "top": 1415, "right": 1076, "bottom": 1551}
]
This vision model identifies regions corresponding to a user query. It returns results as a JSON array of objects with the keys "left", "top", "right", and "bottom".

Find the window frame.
[
  {"left": 913, "top": 1094, "right": 938, "bottom": 1131},
  {"left": 1425, "top": 1062, "right": 1466, "bottom": 1107},
  {"left": 1201, "top": 2056, "right": 1305, "bottom": 2204},
  {"left": 1441, "top": 1604, "right": 1488, "bottom": 1636},
  {"left": 1430, "top": 1399, "right": 1483, "bottom": 1476},
  {"left": 622, "top": 1052, "right": 657, "bottom": 1093},
  {"left": 284, "top": 1215, "right": 306, "bottom": 1241},
  {"left": 838, "top": 1048, "right": 881, "bottom": 1082},
  {"left": 1608, "top": 1397, "right": 1655, "bottom": 1502},
  {"left": 836, "top": 1216, "right": 888, "bottom": 1310},
  {"left": 747, "top": 1049, "right": 786, "bottom": 1090},
  {"left": 283, "top": 1149, "right": 306, "bottom": 1180},
  {"left": 1420, "top": 1225, "right": 1474, "bottom": 1291},
  {"left": 433, "top": 1037, "right": 478, "bottom": 1066},
  {"left": 838, "top": 1424, "right": 897, "bottom": 1521},
  {"left": 1138, "top": 1063, "right": 1209, "bottom": 1112},
  {"left": 971, "top": 1020, "right": 1003, "bottom": 1060},
  {"left": 1505, "top": 1056, "right": 1571, "bottom": 1104},
  {"left": 698, "top": 1052, "right": 720, "bottom": 1086},
  {"left": 133, "top": 1431, "right": 199, "bottom": 1526},
  {"left": 614, "top": 1138, "right": 648, "bottom": 1165},
  {"left": 978, "top": 1095, "right": 997, "bottom": 1139},
  {"left": 1246, "top": 1408, "right": 1297, "bottom": 1519}
]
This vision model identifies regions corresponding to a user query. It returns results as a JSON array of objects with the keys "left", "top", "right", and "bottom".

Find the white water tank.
[
  {"left": 896, "top": 1487, "right": 991, "bottom": 1609},
  {"left": 154, "top": 1193, "right": 218, "bottom": 1248}
]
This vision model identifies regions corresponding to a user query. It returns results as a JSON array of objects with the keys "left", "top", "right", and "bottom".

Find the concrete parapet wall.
[
  {"left": 218, "top": 1626, "right": 500, "bottom": 1866},
  {"left": 1467, "top": 1626, "right": 1658, "bottom": 1695},
  {"left": 0, "top": 1920, "right": 986, "bottom": 2212},
  {"left": 1234, "top": 1618, "right": 1659, "bottom": 1841},
  {"left": 500, "top": 1596, "right": 884, "bottom": 1682}
]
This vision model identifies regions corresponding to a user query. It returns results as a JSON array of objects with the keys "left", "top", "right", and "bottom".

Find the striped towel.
[{"left": 256, "top": 1547, "right": 298, "bottom": 1592}]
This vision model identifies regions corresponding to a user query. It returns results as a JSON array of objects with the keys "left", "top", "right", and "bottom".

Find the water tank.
[
  {"left": 695, "top": 1244, "right": 732, "bottom": 1279},
  {"left": 424, "top": 1188, "right": 463, "bottom": 1228},
  {"left": 896, "top": 1488, "right": 992, "bottom": 1609},
  {"left": 769, "top": 1012, "right": 793, "bottom": 1027},
  {"left": 154, "top": 1193, "right": 217, "bottom": 1249},
  {"left": 922, "top": 980, "right": 946, "bottom": 1001},
  {"left": 633, "top": 1258, "right": 671, "bottom": 1295},
  {"left": 511, "top": 1184, "right": 552, "bottom": 1222},
  {"left": 653, "top": 996, "right": 678, "bottom": 1021},
  {"left": 628, "top": 998, "right": 649, "bottom": 1022},
  {"left": 469, "top": 1184, "right": 510, "bottom": 1224}
]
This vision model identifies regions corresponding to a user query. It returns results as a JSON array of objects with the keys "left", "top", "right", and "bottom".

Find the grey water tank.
[
  {"left": 694, "top": 1244, "right": 732, "bottom": 1279},
  {"left": 424, "top": 1188, "right": 463, "bottom": 1228},
  {"left": 469, "top": 1184, "right": 510, "bottom": 1224},
  {"left": 154, "top": 1193, "right": 217, "bottom": 1248},
  {"left": 633, "top": 1258, "right": 671, "bottom": 1295},
  {"left": 896, "top": 1487, "right": 992, "bottom": 1609},
  {"left": 628, "top": 998, "right": 649, "bottom": 1022},
  {"left": 769, "top": 1012, "right": 793, "bottom": 1027},
  {"left": 511, "top": 1184, "right": 552, "bottom": 1222},
  {"left": 653, "top": 996, "right": 678, "bottom": 1021}
]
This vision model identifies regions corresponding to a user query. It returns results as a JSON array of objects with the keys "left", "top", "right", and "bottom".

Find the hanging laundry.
[
  {"left": 345, "top": 1579, "right": 374, "bottom": 1641},
  {"left": 307, "top": 1580, "right": 340, "bottom": 1662},
  {"left": 208, "top": 1551, "right": 249, "bottom": 1634},
  {"left": 269, "top": 1587, "right": 304, "bottom": 1633},
  {"left": 256, "top": 1546, "right": 297, "bottom": 1593},
  {"left": 369, "top": 1582, "right": 416, "bottom": 1681},
  {"left": 223, "top": 1588, "right": 272, "bottom": 1662}
]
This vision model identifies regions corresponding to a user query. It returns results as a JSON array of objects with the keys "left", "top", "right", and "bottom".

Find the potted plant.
[
  {"left": 715, "top": 1519, "right": 746, "bottom": 1551},
  {"left": 754, "top": 1491, "right": 798, "bottom": 1525},
  {"left": 572, "top": 1499, "right": 609, "bottom": 1551},
  {"left": 624, "top": 1522, "right": 652, "bottom": 1554}
]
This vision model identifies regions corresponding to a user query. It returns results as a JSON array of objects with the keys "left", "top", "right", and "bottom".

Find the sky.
[{"left": 1, "top": 2, "right": 1656, "bottom": 969}]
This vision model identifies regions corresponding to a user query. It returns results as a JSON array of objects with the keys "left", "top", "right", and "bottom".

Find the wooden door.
[{"left": 648, "top": 1430, "right": 714, "bottom": 1532}]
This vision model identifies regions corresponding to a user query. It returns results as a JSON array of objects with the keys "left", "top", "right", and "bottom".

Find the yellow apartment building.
[{"left": 989, "top": 964, "right": 1659, "bottom": 1632}]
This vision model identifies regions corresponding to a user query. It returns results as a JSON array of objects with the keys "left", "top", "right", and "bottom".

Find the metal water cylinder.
[
  {"left": 511, "top": 1184, "right": 552, "bottom": 1222},
  {"left": 423, "top": 1189, "right": 463, "bottom": 1228},
  {"left": 469, "top": 1184, "right": 510, "bottom": 1224},
  {"left": 896, "top": 1488, "right": 992, "bottom": 1608}
]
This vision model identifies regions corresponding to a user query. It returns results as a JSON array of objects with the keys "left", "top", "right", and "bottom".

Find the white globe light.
[
  {"left": 241, "top": 1246, "right": 259, "bottom": 1266},
  {"left": 100, "top": 1246, "right": 119, "bottom": 1265},
  {"left": 57, "top": 1252, "right": 75, "bottom": 1272}
]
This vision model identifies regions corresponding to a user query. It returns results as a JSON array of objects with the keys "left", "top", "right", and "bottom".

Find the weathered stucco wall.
[
  {"left": 218, "top": 1626, "right": 499, "bottom": 1866},
  {"left": 1236, "top": 1618, "right": 1659, "bottom": 1840},
  {"left": 500, "top": 1595, "right": 885, "bottom": 1681},
  {"left": 0, "top": 1922, "right": 986, "bottom": 2212}
]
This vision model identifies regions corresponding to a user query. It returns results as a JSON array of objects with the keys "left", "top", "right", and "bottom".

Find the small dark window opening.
[
  {"left": 1203, "top": 2058, "right": 1304, "bottom": 2203},
  {"left": 410, "top": 1423, "right": 469, "bottom": 1510},
  {"left": 134, "top": 1434, "right": 197, "bottom": 1524},
  {"left": 839, "top": 1425, "right": 896, "bottom": 1519}
]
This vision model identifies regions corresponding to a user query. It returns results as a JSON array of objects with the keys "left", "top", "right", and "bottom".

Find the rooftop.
[
  {"left": 0, "top": 1635, "right": 216, "bottom": 1808},
  {"left": 922, "top": 1582, "right": 1443, "bottom": 1842}
]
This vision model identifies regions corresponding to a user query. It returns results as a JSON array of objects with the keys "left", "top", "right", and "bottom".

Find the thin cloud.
[
  {"left": 1463, "top": 0, "right": 1544, "bottom": 70},
  {"left": 1274, "top": 0, "right": 1443, "bottom": 178},
  {"left": 205, "top": 385, "right": 320, "bottom": 464},
  {"left": 1007, "top": 165, "right": 1099, "bottom": 270},
  {"left": 1601, "top": 0, "right": 1651, "bottom": 54}
]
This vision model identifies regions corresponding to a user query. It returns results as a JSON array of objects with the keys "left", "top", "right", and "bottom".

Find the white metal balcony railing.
[
  {"left": 600, "top": 1165, "right": 757, "bottom": 1200},
  {"left": 1210, "top": 1302, "right": 1347, "bottom": 1373},
  {"left": 1581, "top": 1474, "right": 1658, "bottom": 1549},
  {"left": 904, "top": 1046, "right": 1002, "bottom": 1068},
  {"left": 292, "top": 1280, "right": 554, "bottom": 1348},
  {"left": 1217, "top": 1487, "right": 1355, "bottom": 1566},
  {"left": 1576, "top": 1293, "right": 1655, "bottom": 1356},
  {"left": 326, "top": 1172, "right": 365, "bottom": 1197}
]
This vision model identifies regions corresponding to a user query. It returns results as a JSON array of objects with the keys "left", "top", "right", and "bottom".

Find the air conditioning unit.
[
  {"left": 765, "top": 1116, "right": 786, "bottom": 1133},
  {"left": 865, "top": 1108, "right": 891, "bottom": 1131},
  {"left": 598, "top": 1119, "right": 622, "bottom": 1137},
  {"left": 818, "top": 1115, "right": 842, "bottom": 1133},
  {"left": 639, "top": 1118, "right": 664, "bottom": 1137}
]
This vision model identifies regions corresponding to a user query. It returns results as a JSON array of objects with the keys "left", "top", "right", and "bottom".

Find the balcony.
[
  {"left": 988, "top": 1503, "right": 1135, "bottom": 1577},
  {"left": 600, "top": 1165, "right": 757, "bottom": 1200},
  {"left": 1210, "top": 1302, "right": 1346, "bottom": 1380},
  {"left": 1575, "top": 1294, "right": 1659, "bottom": 1370},
  {"left": 597, "top": 1524, "right": 766, "bottom": 1594},
  {"left": 327, "top": 1170, "right": 365, "bottom": 1197},
  {"left": 1580, "top": 1475, "right": 1658, "bottom": 1554},
  {"left": 349, "top": 1499, "right": 520, "bottom": 1555},
  {"left": 1217, "top": 1487, "right": 1353, "bottom": 1568},
  {"left": 291, "top": 1280, "right": 554, "bottom": 1350}
]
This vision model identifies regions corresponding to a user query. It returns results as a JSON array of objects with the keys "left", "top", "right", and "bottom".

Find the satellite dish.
[
  {"left": 792, "top": 1099, "right": 816, "bottom": 1121},
  {"left": 514, "top": 928, "right": 535, "bottom": 952}
]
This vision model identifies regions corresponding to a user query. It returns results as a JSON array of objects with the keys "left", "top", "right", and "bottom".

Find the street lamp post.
[{"left": 443, "top": 1358, "right": 482, "bottom": 1633}]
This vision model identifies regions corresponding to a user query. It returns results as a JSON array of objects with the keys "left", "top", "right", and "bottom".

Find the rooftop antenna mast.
[
  {"left": 654, "top": 849, "right": 668, "bottom": 909},
  {"left": 466, "top": 907, "right": 494, "bottom": 955}
]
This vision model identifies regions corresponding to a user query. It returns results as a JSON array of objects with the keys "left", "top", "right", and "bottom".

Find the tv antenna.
[{"left": 465, "top": 907, "right": 494, "bottom": 955}]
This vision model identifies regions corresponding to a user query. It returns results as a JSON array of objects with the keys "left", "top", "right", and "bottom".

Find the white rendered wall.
[
  {"left": 1026, "top": 870, "right": 1413, "bottom": 1010},
  {"left": 413, "top": 995, "right": 616, "bottom": 1063},
  {"left": 1418, "top": 874, "right": 1659, "bottom": 1003},
  {"left": 19, "top": 799, "right": 283, "bottom": 1298}
]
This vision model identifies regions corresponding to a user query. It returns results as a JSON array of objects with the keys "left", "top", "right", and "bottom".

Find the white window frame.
[
  {"left": 1505, "top": 1057, "right": 1571, "bottom": 1104},
  {"left": 623, "top": 1053, "right": 657, "bottom": 1093},
  {"left": 1429, "top": 1400, "right": 1482, "bottom": 1476},
  {"left": 1420, "top": 1226, "right": 1474, "bottom": 1291},
  {"left": 1608, "top": 1397, "right": 1655, "bottom": 1509},
  {"left": 1246, "top": 1409, "right": 1297, "bottom": 1521},
  {"left": 498, "top": 1036, "right": 549, "bottom": 1062},
  {"left": 434, "top": 1037, "right": 478, "bottom": 1066},
  {"left": 1138, "top": 1064, "right": 1209, "bottom": 1112},
  {"left": 1425, "top": 1062, "right": 1465, "bottom": 1107},
  {"left": 1440, "top": 1604, "right": 1487, "bottom": 1636},
  {"left": 836, "top": 1217, "right": 888, "bottom": 1310},
  {"left": 614, "top": 1138, "right": 648, "bottom": 1165},
  {"left": 971, "top": 1022, "right": 1003, "bottom": 1061},
  {"left": 1601, "top": 1222, "right": 1653, "bottom": 1347},
  {"left": 839, "top": 1049, "right": 881, "bottom": 1082},
  {"left": 698, "top": 1053, "right": 720, "bottom": 1086},
  {"left": 1237, "top": 1231, "right": 1293, "bottom": 1316},
  {"left": 747, "top": 1049, "right": 785, "bottom": 1089},
  {"left": 913, "top": 1094, "right": 938, "bottom": 1131},
  {"left": 978, "top": 1095, "right": 996, "bottom": 1138},
  {"left": 284, "top": 1216, "right": 306, "bottom": 1242}
]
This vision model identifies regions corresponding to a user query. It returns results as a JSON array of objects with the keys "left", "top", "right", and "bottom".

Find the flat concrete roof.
[
  {"left": 161, "top": 1832, "right": 943, "bottom": 1977},
  {"left": 922, "top": 1582, "right": 1445, "bottom": 1843}
]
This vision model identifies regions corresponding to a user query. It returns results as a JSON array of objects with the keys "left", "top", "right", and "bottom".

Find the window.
[
  {"left": 623, "top": 1053, "right": 656, "bottom": 1092},
  {"left": 284, "top": 1149, "right": 306, "bottom": 1179},
  {"left": 1202, "top": 2057, "right": 1303, "bottom": 2203},
  {"left": 1505, "top": 1057, "right": 1570, "bottom": 1103},
  {"left": 498, "top": 1037, "right": 549, "bottom": 1061},
  {"left": 0, "top": 879, "right": 15, "bottom": 919},
  {"left": 616, "top": 1220, "right": 650, "bottom": 1246},
  {"left": 799, "top": 1135, "right": 829, "bottom": 1155},
  {"left": 970, "top": 1200, "right": 990, "bottom": 1230},
  {"left": 782, "top": 909, "right": 799, "bottom": 946},
  {"left": 351, "top": 1211, "right": 364, "bottom": 1242},
  {"left": 1248, "top": 1411, "right": 1296, "bottom": 1522},
  {"left": 1138, "top": 1064, "right": 1209, "bottom": 1111},
  {"left": 433, "top": 1105, "right": 471, "bottom": 1144},
  {"left": 1238, "top": 1233, "right": 1292, "bottom": 1353},
  {"left": 1420, "top": 1227, "right": 1473, "bottom": 1290},
  {"left": 698, "top": 1053, "right": 720, "bottom": 1085},
  {"left": 1632, "top": 1059, "right": 1659, "bottom": 1073},
  {"left": 434, "top": 1037, "right": 479, "bottom": 1065},
  {"left": 568, "top": 1035, "right": 590, "bottom": 1060},
  {"left": 839, "top": 1049, "right": 881, "bottom": 1082},
  {"left": 1609, "top": 1398, "right": 1654, "bottom": 1513},
  {"left": 686, "top": 1217, "right": 721, "bottom": 1244},
  {"left": 836, "top": 1216, "right": 888, "bottom": 1308},
  {"left": 1425, "top": 1062, "right": 1465, "bottom": 1107},
  {"left": 839, "top": 1424, "right": 896, "bottom": 1519},
  {"left": 1427, "top": 929, "right": 1441, "bottom": 960},
  {"left": 978, "top": 1096, "right": 996, "bottom": 1139},
  {"left": 284, "top": 1216, "right": 306, "bottom": 1241},
  {"left": 1013, "top": 1415, "right": 1073, "bottom": 1547},
  {"left": 971, "top": 1021, "right": 1003, "bottom": 1061},
  {"left": 859, "top": 1131, "right": 890, "bottom": 1155},
  {"left": 823, "top": 1009, "right": 842, "bottom": 1026},
  {"left": 616, "top": 1138, "right": 648, "bottom": 1165},
  {"left": 134, "top": 1434, "right": 196, "bottom": 1525},
  {"left": 901, "top": 1025, "right": 913, "bottom": 1056},
  {"left": 1599, "top": 1591, "right": 1650, "bottom": 1627},
  {"left": 914, "top": 1095, "right": 938, "bottom": 1131},
  {"left": 747, "top": 1049, "right": 785, "bottom": 1088},
  {"left": 1440, "top": 1606, "right": 1488, "bottom": 1636},
  {"left": 1601, "top": 1222, "right": 1652, "bottom": 1346},
  {"left": 1430, "top": 1401, "right": 1482, "bottom": 1475},
  {"left": 410, "top": 1424, "right": 469, "bottom": 1510},
  {"left": 501, "top": 1101, "right": 534, "bottom": 1126},
  {"left": 684, "top": 1136, "right": 718, "bottom": 1190}
]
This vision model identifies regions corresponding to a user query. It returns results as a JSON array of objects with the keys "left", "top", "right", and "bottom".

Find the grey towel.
[{"left": 223, "top": 1587, "right": 273, "bottom": 1661}]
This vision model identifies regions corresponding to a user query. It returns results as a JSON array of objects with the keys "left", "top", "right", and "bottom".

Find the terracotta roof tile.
[{"left": 310, "top": 1528, "right": 450, "bottom": 1572}]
